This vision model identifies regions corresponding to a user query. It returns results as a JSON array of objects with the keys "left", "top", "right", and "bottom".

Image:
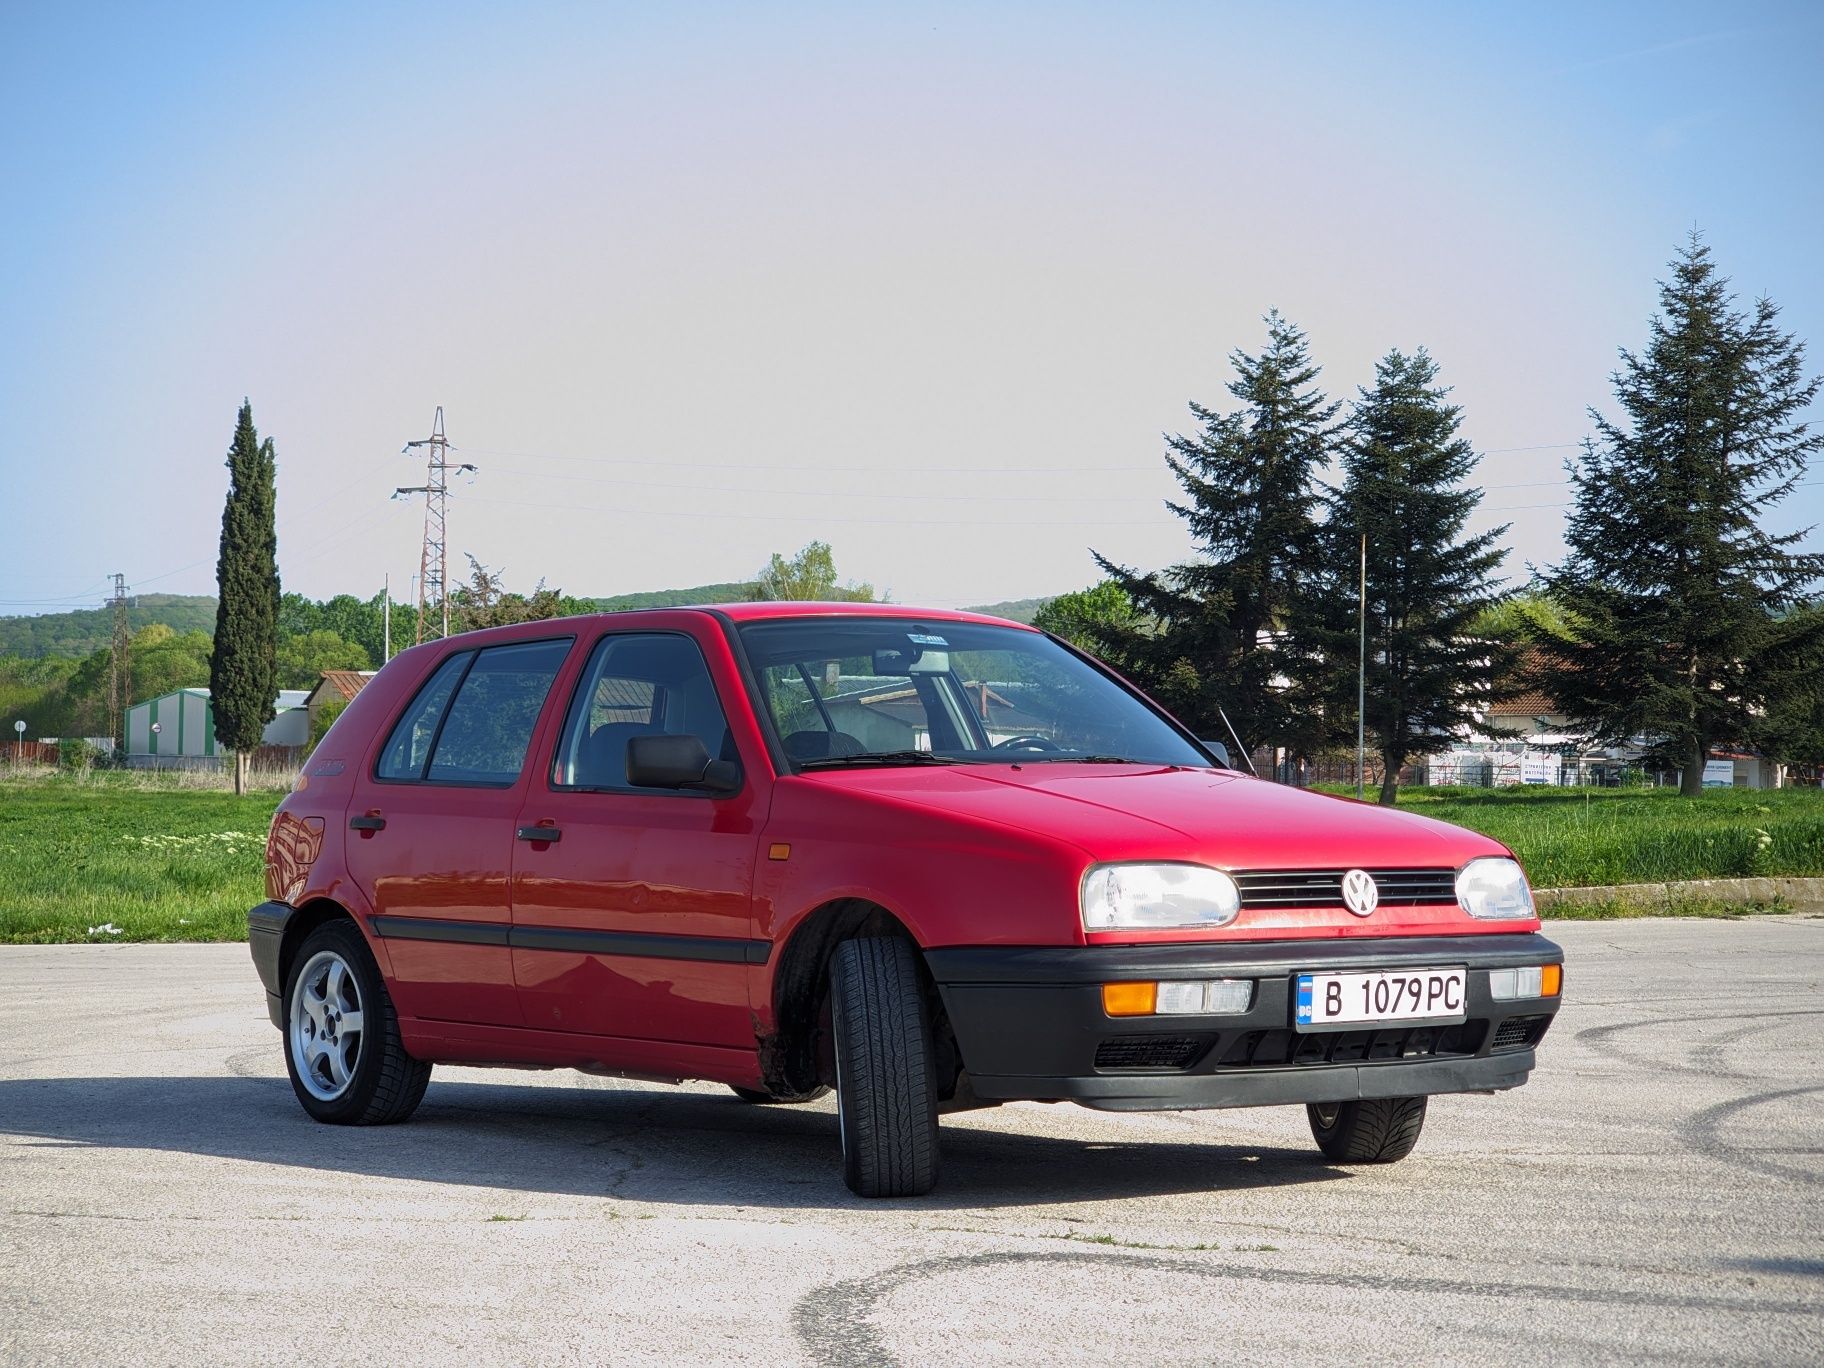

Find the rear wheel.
[
  {"left": 728, "top": 1084, "right": 831, "bottom": 1104},
  {"left": 829, "top": 937, "right": 940, "bottom": 1198},
  {"left": 283, "top": 920, "right": 430, "bottom": 1125},
  {"left": 1307, "top": 1096, "right": 1427, "bottom": 1163}
]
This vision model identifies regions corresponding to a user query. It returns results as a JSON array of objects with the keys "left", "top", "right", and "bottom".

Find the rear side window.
[
  {"left": 425, "top": 639, "right": 574, "bottom": 785},
  {"left": 375, "top": 639, "right": 573, "bottom": 785},
  {"left": 376, "top": 651, "right": 471, "bottom": 780}
]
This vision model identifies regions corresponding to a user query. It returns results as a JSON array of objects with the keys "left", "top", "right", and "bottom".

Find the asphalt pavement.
[{"left": 1, "top": 917, "right": 1820, "bottom": 1366}]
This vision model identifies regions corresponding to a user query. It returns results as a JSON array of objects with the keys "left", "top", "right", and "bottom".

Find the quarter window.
[{"left": 375, "top": 651, "right": 471, "bottom": 781}]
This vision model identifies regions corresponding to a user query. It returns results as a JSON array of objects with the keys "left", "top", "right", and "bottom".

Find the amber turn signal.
[
  {"left": 1541, "top": 963, "right": 1562, "bottom": 997},
  {"left": 1101, "top": 982, "right": 1158, "bottom": 1017}
]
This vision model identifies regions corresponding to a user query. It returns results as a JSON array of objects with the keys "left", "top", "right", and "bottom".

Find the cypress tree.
[
  {"left": 1537, "top": 236, "right": 1824, "bottom": 794},
  {"left": 210, "top": 400, "right": 280, "bottom": 795},
  {"left": 1317, "top": 348, "right": 1513, "bottom": 804},
  {"left": 1094, "top": 311, "right": 1340, "bottom": 760}
]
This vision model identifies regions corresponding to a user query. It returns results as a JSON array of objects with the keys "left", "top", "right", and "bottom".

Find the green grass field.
[
  {"left": 1, "top": 771, "right": 1820, "bottom": 942},
  {"left": 0, "top": 771, "right": 281, "bottom": 943},
  {"left": 1381, "top": 784, "right": 1824, "bottom": 891}
]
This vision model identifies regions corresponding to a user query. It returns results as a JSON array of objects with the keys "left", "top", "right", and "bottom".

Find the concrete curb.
[{"left": 1535, "top": 875, "right": 1824, "bottom": 914}]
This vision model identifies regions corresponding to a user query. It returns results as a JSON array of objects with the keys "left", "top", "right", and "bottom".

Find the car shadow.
[{"left": 0, "top": 1074, "right": 1347, "bottom": 1208}]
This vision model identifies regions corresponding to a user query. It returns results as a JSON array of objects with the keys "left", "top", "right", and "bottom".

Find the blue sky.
[{"left": 2, "top": 1, "right": 1821, "bottom": 615}]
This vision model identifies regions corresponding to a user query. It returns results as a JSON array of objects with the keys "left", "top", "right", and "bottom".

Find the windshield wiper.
[
  {"left": 798, "top": 750, "right": 963, "bottom": 771},
  {"left": 1013, "top": 753, "right": 1143, "bottom": 764}
]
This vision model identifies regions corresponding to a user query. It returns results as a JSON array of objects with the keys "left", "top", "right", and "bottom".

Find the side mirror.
[
  {"left": 626, "top": 734, "right": 741, "bottom": 795},
  {"left": 1200, "top": 738, "right": 1232, "bottom": 767}
]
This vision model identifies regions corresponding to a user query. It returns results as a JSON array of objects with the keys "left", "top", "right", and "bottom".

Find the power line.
[{"left": 455, "top": 489, "right": 1182, "bottom": 529}]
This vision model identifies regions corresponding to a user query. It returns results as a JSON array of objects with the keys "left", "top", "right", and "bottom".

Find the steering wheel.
[{"left": 991, "top": 734, "right": 1063, "bottom": 753}]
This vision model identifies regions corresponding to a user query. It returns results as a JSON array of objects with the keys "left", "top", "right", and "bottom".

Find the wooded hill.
[
  {"left": 0, "top": 587, "right": 1057, "bottom": 659},
  {"left": 0, "top": 594, "right": 219, "bottom": 658}
]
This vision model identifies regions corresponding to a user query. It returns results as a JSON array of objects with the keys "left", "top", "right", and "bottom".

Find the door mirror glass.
[{"left": 626, "top": 733, "right": 740, "bottom": 794}]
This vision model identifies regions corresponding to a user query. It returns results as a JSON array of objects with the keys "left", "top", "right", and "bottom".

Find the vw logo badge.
[{"left": 1342, "top": 868, "right": 1379, "bottom": 917}]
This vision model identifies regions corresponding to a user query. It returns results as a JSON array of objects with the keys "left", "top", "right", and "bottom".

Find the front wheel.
[
  {"left": 283, "top": 920, "right": 430, "bottom": 1125},
  {"left": 829, "top": 937, "right": 940, "bottom": 1198},
  {"left": 1307, "top": 1096, "right": 1427, "bottom": 1163}
]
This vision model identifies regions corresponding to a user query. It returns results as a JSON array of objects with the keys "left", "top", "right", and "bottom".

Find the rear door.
[
  {"left": 509, "top": 627, "right": 766, "bottom": 1046},
  {"left": 345, "top": 636, "right": 574, "bottom": 1027}
]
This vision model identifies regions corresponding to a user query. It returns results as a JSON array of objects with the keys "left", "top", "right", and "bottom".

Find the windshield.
[{"left": 735, "top": 617, "right": 1215, "bottom": 770}]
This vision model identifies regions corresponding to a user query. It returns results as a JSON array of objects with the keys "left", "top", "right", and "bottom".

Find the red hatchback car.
[{"left": 250, "top": 604, "right": 1562, "bottom": 1197}]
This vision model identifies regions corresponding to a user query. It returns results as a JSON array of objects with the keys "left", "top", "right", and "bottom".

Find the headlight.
[
  {"left": 1456, "top": 857, "right": 1535, "bottom": 920},
  {"left": 1081, "top": 863, "right": 1241, "bottom": 931}
]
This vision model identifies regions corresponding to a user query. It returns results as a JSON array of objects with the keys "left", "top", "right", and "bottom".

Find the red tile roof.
[
  {"left": 313, "top": 670, "right": 375, "bottom": 703},
  {"left": 1486, "top": 647, "right": 1559, "bottom": 717}
]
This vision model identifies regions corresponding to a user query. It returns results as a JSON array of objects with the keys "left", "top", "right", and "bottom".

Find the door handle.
[
  {"left": 517, "top": 824, "right": 562, "bottom": 843},
  {"left": 349, "top": 814, "right": 386, "bottom": 832}
]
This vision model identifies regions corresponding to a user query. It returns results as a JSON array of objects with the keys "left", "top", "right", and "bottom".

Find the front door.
[
  {"left": 345, "top": 636, "right": 574, "bottom": 1027},
  {"left": 510, "top": 629, "right": 764, "bottom": 1046}
]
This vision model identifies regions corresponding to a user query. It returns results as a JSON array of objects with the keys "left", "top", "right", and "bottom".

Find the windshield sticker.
[{"left": 907, "top": 633, "right": 949, "bottom": 647}]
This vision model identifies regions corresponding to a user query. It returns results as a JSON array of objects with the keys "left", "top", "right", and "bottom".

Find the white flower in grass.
[{"left": 86, "top": 923, "right": 123, "bottom": 937}]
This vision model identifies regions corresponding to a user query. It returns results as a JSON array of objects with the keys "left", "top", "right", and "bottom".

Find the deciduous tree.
[{"left": 750, "top": 541, "right": 876, "bottom": 602}]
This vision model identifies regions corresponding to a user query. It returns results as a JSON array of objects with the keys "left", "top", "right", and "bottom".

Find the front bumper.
[
  {"left": 927, "top": 932, "right": 1562, "bottom": 1112},
  {"left": 248, "top": 900, "right": 295, "bottom": 1028}
]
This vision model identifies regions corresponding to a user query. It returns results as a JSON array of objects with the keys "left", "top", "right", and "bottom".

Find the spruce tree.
[
  {"left": 1315, "top": 348, "right": 1513, "bottom": 804},
  {"left": 1537, "top": 236, "right": 1824, "bottom": 794},
  {"left": 1094, "top": 311, "right": 1340, "bottom": 760},
  {"left": 210, "top": 400, "right": 280, "bottom": 795}
]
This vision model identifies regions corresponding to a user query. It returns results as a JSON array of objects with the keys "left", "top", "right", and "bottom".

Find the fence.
[{"left": 1258, "top": 752, "right": 1420, "bottom": 791}]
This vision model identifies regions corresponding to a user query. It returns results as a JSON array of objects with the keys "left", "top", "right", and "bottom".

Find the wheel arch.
[
  {"left": 278, "top": 897, "right": 366, "bottom": 997},
  {"left": 761, "top": 897, "right": 957, "bottom": 1100}
]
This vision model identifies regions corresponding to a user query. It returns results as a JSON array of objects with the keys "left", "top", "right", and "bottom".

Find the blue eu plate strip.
[{"left": 1295, "top": 974, "right": 1313, "bottom": 1025}]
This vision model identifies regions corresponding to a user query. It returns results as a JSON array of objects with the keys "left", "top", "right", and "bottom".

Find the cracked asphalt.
[{"left": 2, "top": 917, "right": 1820, "bottom": 1366}]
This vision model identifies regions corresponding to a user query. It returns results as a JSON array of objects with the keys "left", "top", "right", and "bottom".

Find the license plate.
[{"left": 1295, "top": 968, "right": 1468, "bottom": 1031}]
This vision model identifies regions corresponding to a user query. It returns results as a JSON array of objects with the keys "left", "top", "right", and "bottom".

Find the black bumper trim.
[
  {"left": 247, "top": 899, "right": 295, "bottom": 1030},
  {"left": 929, "top": 933, "right": 1562, "bottom": 1111},
  {"left": 970, "top": 1050, "right": 1539, "bottom": 1112},
  {"left": 925, "top": 932, "right": 1561, "bottom": 984}
]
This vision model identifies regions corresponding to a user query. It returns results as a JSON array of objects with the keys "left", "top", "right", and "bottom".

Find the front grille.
[
  {"left": 1215, "top": 1021, "right": 1486, "bottom": 1069},
  {"left": 1094, "top": 1035, "right": 1209, "bottom": 1071},
  {"left": 1491, "top": 1015, "right": 1548, "bottom": 1050},
  {"left": 1232, "top": 867, "right": 1458, "bottom": 910}
]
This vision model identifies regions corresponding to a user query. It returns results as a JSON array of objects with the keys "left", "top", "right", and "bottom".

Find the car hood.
[{"left": 798, "top": 762, "right": 1506, "bottom": 869}]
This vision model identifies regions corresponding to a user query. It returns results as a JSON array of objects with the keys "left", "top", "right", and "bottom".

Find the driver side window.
[{"left": 552, "top": 633, "right": 735, "bottom": 791}]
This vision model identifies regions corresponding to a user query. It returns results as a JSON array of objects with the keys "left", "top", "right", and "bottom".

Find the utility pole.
[
  {"left": 108, "top": 573, "right": 130, "bottom": 754},
  {"left": 1355, "top": 531, "right": 1367, "bottom": 802},
  {"left": 382, "top": 573, "right": 391, "bottom": 662},
  {"left": 394, "top": 407, "right": 475, "bottom": 643}
]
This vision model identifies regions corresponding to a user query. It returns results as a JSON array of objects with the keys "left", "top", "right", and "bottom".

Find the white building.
[{"left": 125, "top": 688, "right": 310, "bottom": 768}]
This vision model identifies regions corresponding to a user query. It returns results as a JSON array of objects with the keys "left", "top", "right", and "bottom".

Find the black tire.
[
  {"left": 728, "top": 1084, "right": 832, "bottom": 1104},
  {"left": 829, "top": 937, "right": 940, "bottom": 1198},
  {"left": 1307, "top": 1096, "right": 1427, "bottom": 1163},
  {"left": 282, "top": 920, "right": 430, "bottom": 1126}
]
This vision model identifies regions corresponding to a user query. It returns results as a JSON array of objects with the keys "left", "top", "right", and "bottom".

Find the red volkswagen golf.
[{"left": 250, "top": 604, "right": 1562, "bottom": 1197}]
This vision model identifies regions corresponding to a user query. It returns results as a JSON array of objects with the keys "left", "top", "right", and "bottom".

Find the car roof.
[
  {"left": 711, "top": 601, "right": 1033, "bottom": 627},
  {"left": 386, "top": 602, "right": 1038, "bottom": 658}
]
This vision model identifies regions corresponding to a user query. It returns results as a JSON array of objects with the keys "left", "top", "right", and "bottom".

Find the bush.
[
  {"left": 57, "top": 738, "right": 95, "bottom": 771},
  {"left": 307, "top": 697, "right": 348, "bottom": 754}
]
